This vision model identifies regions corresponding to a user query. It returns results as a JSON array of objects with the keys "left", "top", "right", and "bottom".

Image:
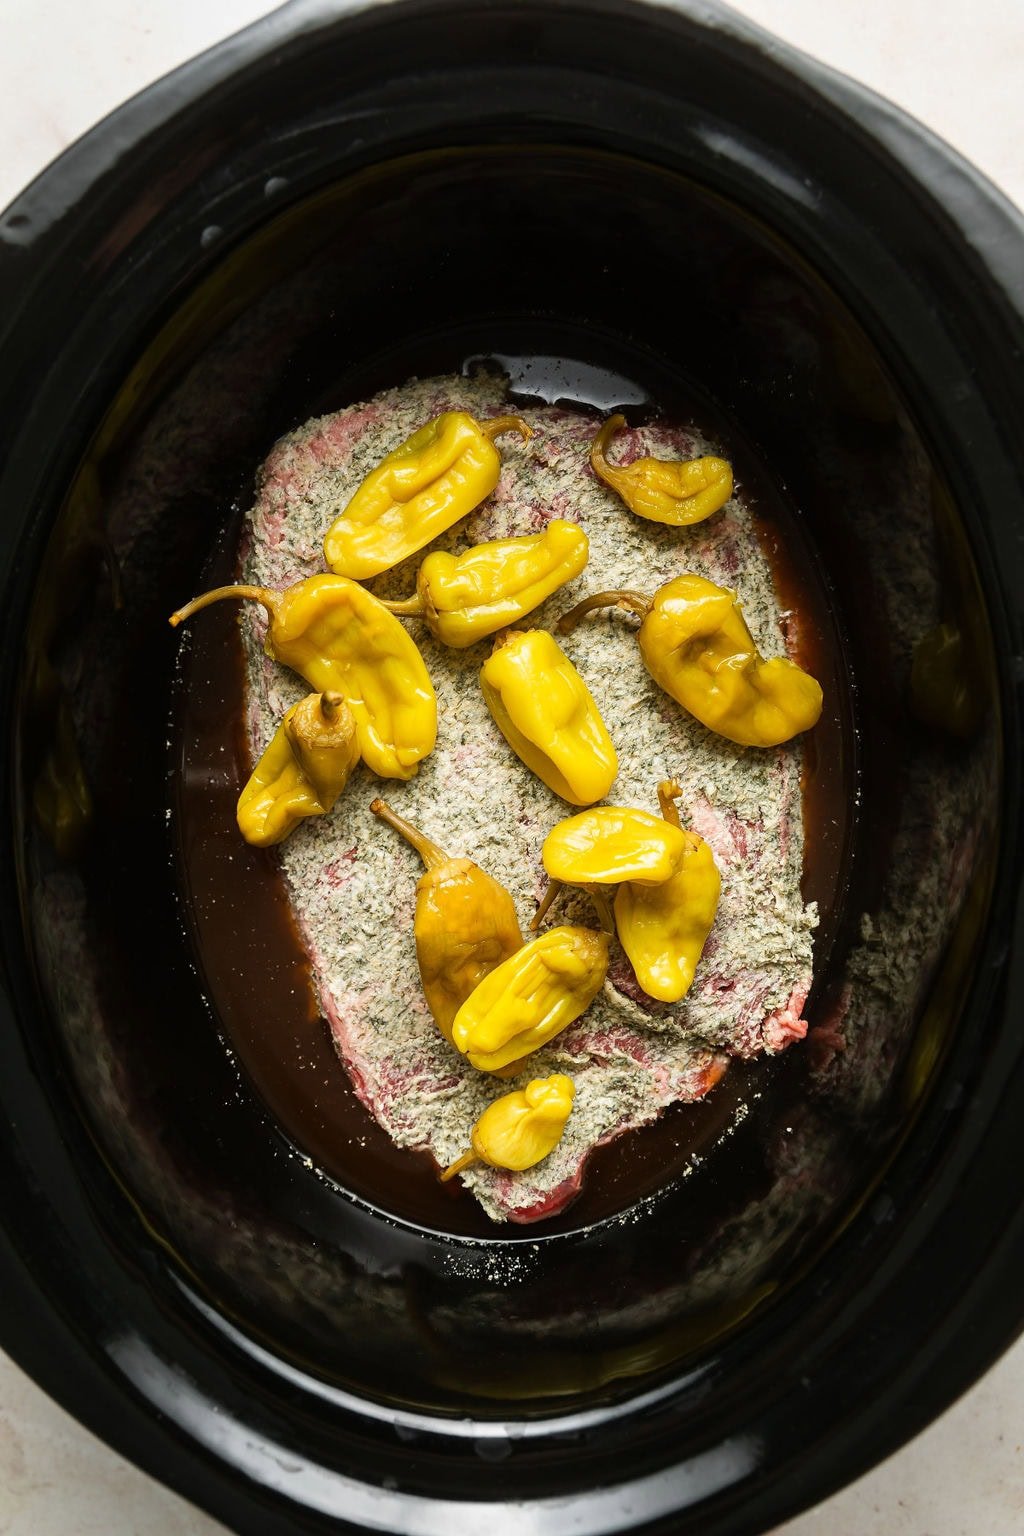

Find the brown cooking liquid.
[{"left": 173, "top": 393, "right": 853, "bottom": 1239}]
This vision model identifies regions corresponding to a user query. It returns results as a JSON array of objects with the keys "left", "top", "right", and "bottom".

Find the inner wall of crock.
[{"left": 19, "top": 147, "right": 999, "bottom": 1412}]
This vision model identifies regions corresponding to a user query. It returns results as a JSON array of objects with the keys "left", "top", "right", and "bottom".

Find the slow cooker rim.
[{"left": 0, "top": 3, "right": 1022, "bottom": 1534}]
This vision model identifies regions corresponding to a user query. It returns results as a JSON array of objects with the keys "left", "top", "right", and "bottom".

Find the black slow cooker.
[{"left": 0, "top": 3, "right": 1022, "bottom": 1533}]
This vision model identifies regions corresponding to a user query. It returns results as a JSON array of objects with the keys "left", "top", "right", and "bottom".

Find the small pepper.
[
  {"left": 323, "top": 410, "right": 533, "bottom": 579},
  {"left": 382, "top": 519, "right": 589, "bottom": 648},
  {"left": 370, "top": 797, "right": 522, "bottom": 1045},
  {"left": 480, "top": 628, "right": 618, "bottom": 805},
  {"left": 237, "top": 691, "right": 358, "bottom": 847},
  {"left": 558, "top": 573, "right": 822, "bottom": 748},
  {"left": 542, "top": 804, "right": 690, "bottom": 886},
  {"left": 170, "top": 573, "right": 437, "bottom": 780},
  {"left": 451, "top": 924, "right": 609, "bottom": 1073},
  {"left": 614, "top": 780, "right": 721, "bottom": 1003},
  {"left": 440, "top": 1075, "right": 576, "bottom": 1182},
  {"left": 590, "top": 414, "right": 733, "bottom": 526}
]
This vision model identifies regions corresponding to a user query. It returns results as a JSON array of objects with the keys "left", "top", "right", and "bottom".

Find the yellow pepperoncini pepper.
[
  {"left": 382, "top": 518, "right": 589, "bottom": 648},
  {"left": 451, "top": 924, "right": 609, "bottom": 1073},
  {"left": 440, "top": 1075, "right": 576, "bottom": 1182},
  {"left": 542, "top": 804, "right": 690, "bottom": 886},
  {"left": 590, "top": 414, "right": 733, "bottom": 526},
  {"left": 322, "top": 411, "right": 533, "bottom": 579},
  {"left": 169, "top": 573, "right": 437, "bottom": 780},
  {"left": 559, "top": 573, "right": 822, "bottom": 748},
  {"left": 614, "top": 781, "right": 721, "bottom": 1003},
  {"left": 480, "top": 628, "right": 618, "bottom": 804},
  {"left": 370, "top": 798, "right": 522, "bottom": 1045},
  {"left": 237, "top": 691, "right": 359, "bottom": 847}
]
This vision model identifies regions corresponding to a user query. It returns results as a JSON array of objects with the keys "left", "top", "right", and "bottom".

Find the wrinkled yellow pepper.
[
  {"left": 322, "top": 410, "right": 533, "bottom": 579},
  {"left": 441, "top": 1075, "right": 576, "bottom": 1182},
  {"left": 451, "top": 924, "right": 609, "bottom": 1073},
  {"left": 237, "top": 691, "right": 358, "bottom": 847},
  {"left": 590, "top": 414, "right": 733, "bottom": 526},
  {"left": 370, "top": 797, "right": 522, "bottom": 1044},
  {"left": 559, "top": 573, "right": 822, "bottom": 748},
  {"left": 542, "top": 804, "right": 690, "bottom": 886},
  {"left": 480, "top": 628, "right": 618, "bottom": 804},
  {"left": 614, "top": 781, "right": 721, "bottom": 1003},
  {"left": 382, "top": 518, "right": 589, "bottom": 648},
  {"left": 170, "top": 574, "right": 437, "bottom": 780}
]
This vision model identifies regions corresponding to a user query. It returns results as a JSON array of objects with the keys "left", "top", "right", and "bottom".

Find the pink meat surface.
[{"left": 239, "top": 375, "right": 816, "bottom": 1225}]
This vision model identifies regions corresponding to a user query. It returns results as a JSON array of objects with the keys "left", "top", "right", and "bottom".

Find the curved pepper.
[
  {"left": 170, "top": 574, "right": 437, "bottom": 779},
  {"left": 370, "top": 798, "right": 522, "bottom": 1045},
  {"left": 382, "top": 518, "right": 589, "bottom": 648},
  {"left": 480, "top": 628, "right": 618, "bottom": 804},
  {"left": 451, "top": 924, "right": 609, "bottom": 1073},
  {"left": 558, "top": 573, "right": 822, "bottom": 748},
  {"left": 590, "top": 414, "right": 733, "bottom": 526},
  {"left": 323, "top": 410, "right": 533, "bottom": 579},
  {"left": 614, "top": 780, "right": 721, "bottom": 1003},
  {"left": 237, "top": 691, "right": 359, "bottom": 847},
  {"left": 440, "top": 1075, "right": 576, "bottom": 1182}
]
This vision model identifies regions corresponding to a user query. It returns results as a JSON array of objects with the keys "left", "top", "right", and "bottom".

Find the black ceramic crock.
[{"left": 1, "top": 2, "right": 1022, "bottom": 1533}]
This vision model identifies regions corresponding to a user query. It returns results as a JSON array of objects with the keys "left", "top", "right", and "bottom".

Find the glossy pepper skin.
[
  {"left": 382, "top": 519, "right": 589, "bottom": 648},
  {"left": 590, "top": 414, "right": 733, "bottom": 526},
  {"left": 480, "top": 629, "right": 618, "bottom": 805},
  {"left": 370, "top": 798, "right": 523, "bottom": 1044},
  {"left": 614, "top": 781, "right": 721, "bottom": 1003},
  {"left": 238, "top": 691, "right": 358, "bottom": 847},
  {"left": 559, "top": 573, "right": 822, "bottom": 748},
  {"left": 322, "top": 411, "right": 533, "bottom": 579},
  {"left": 451, "top": 924, "right": 609, "bottom": 1073},
  {"left": 542, "top": 804, "right": 690, "bottom": 887},
  {"left": 170, "top": 573, "right": 437, "bottom": 779},
  {"left": 441, "top": 1075, "right": 576, "bottom": 1182}
]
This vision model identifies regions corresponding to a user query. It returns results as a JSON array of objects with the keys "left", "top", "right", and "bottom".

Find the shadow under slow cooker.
[{"left": 19, "top": 146, "right": 999, "bottom": 1412}]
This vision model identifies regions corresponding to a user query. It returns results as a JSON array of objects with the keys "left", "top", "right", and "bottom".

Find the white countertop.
[{"left": 1, "top": 2, "right": 1021, "bottom": 1532}]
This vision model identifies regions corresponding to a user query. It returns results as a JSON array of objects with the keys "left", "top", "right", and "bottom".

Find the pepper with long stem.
[
  {"left": 170, "top": 572, "right": 437, "bottom": 779},
  {"left": 590, "top": 415, "right": 733, "bottom": 526},
  {"left": 558, "top": 573, "right": 822, "bottom": 749},
  {"left": 370, "top": 797, "right": 522, "bottom": 1045}
]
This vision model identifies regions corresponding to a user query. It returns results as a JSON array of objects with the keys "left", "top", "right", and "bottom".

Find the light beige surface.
[{"left": 1, "top": 1, "right": 1022, "bottom": 1532}]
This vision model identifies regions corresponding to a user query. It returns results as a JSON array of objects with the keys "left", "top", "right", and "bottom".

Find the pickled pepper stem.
[
  {"left": 657, "top": 778, "right": 684, "bottom": 829},
  {"left": 556, "top": 588, "right": 652, "bottom": 634},
  {"left": 589, "top": 413, "right": 627, "bottom": 477},
  {"left": 319, "top": 691, "right": 345, "bottom": 723},
  {"left": 530, "top": 878, "right": 564, "bottom": 933},
  {"left": 479, "top": 414, "right": 533, "bottom": 444},
  {"left": 586, "top": 885, "right": 616, "bottom": 936},
  {"left": 440, "top": 1149, "right": 479, "bottom": 1182},
  {"left": 370, "top": 797, "right": 448, "bottom": 871},
  {"left": 380, "top": 595, "right": 424, "bottom": 618},
  {"left": 168, "top": 583, "right": 278, "bottom": 628}
]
